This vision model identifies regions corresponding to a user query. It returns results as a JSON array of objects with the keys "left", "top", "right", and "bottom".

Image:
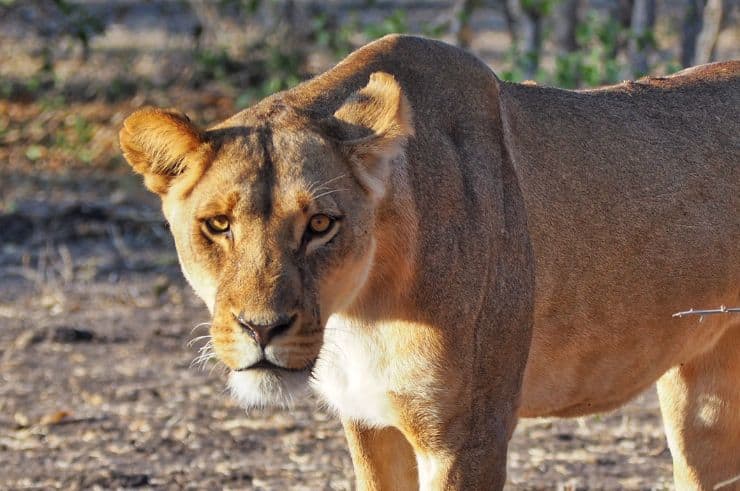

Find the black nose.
[{"left": 235, "top": 313, "right": 295, "bottom": 348}]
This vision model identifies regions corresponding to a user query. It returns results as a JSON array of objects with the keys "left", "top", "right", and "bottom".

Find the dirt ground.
[{"left": 5, "top": 0, "right": 737, "bottom": 489}]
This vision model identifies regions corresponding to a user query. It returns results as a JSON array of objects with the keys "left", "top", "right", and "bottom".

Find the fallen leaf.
[{"left": 40, "top": 410, "right": 71, "bottom": 426}]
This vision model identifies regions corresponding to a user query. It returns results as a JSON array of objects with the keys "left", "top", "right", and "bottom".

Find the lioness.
[{"left": 120, "top": 35, "right": 739, "bottom": 490}]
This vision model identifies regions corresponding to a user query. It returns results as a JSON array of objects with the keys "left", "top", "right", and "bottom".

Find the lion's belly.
[{"left": 518, "top": 309, "right": 736, "bottom": 418}]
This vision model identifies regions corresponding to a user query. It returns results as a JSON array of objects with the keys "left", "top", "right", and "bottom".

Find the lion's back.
[{"left": 501, "top": 61, "right": 739, "bottom": 327}]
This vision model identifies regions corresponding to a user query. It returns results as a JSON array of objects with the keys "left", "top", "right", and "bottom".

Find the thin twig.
[{"left": 673, "top": 305, "right": 740, "bottom": 318}]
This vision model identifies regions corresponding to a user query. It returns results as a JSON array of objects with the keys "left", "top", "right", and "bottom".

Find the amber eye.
[
  {"left": 205, "top": 215, "right": 230, "bottom": 234},
  {"left": 308, "top": 214, "right": 333, "bottom": 234}
]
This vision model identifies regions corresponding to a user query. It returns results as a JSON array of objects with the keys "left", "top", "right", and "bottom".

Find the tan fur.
[
  {"left": 120, "top": 35, "right": 739, "bottom": 490},
  {"left": 119, "top": 107, "right": 211, "bottom": 195}
]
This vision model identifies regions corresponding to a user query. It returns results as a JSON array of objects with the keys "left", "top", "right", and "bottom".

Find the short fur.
[{"left": 120, "top": 35, "right": 739, "bottom": 490}]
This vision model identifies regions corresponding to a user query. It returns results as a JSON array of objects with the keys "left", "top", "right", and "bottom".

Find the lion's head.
[{"left": 120, "top": 73, "right": 413, "bottom": 407}]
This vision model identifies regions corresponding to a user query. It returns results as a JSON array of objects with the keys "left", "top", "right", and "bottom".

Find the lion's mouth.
[{"left": 235, "top": 358, "right": 315, "bottom": 373}]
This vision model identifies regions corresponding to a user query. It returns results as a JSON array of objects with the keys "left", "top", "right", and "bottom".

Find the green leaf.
[{"left": 25, "top": 145, "right": 44, "bottom": 161}]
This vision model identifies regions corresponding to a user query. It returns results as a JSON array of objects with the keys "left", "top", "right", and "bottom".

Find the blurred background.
[{"left": 0, "top": 1, "right": 736, "bottom": 489}]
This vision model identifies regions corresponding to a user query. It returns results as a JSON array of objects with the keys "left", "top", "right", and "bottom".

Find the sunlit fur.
[{"left": 121, "top": 35, "right": 739, "bottom": 491}]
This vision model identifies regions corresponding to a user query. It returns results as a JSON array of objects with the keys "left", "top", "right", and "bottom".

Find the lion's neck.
[{"left": 351, "top": 157, "right": 419, "bottom": 317}]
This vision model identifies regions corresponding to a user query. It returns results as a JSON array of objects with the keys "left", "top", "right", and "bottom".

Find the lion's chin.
[{"left": 228, "top": 369, "right": 311, "bottom": 409}]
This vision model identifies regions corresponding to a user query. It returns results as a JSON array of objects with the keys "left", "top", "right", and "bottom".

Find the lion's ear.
[
  {"left": 119, "top": 107, "right": 209, "bottom": 195},
  {"left": 326, "top": 72, "right": 414, "bottom": 201}
]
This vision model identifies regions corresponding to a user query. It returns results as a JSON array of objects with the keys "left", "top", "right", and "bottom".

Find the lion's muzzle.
[{"left": 234, "top": 312, "right": 297, "bottom": 349}]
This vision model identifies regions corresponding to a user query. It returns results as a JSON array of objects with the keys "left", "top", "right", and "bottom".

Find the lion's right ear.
[
  {"left": 321, "top": 72, "right": 414, "bottom": 202},
  {"left": 119, "top": 107, "right": 209, "bottom": 195}
]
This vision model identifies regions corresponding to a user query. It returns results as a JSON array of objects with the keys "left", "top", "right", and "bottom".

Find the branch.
[{"left": 672, "top": 305, "right": 740, "bottom": 318}]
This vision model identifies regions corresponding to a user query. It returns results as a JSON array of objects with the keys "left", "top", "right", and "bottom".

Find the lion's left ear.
[
  {"left": 119, "top": 107, "right": 210, "bottom": 196},
  {"left": 325, "top": 72, "right": 414, "bottom": 202}
]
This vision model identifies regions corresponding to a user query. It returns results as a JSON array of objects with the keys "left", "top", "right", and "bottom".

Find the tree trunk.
[
  {"left": 612, "top": 0, "right": 634, "bottom": 58},
  {"left": 449, "top": 0, "right": 479, "bottom": 48},
  {"left": 629, "top": 0, "right": 656, "bottom": 77},
  {"left": 693, "top": 0, "right": 724, "bottom": 64},
  {"left": 552, "top": 0, "right": 580, "bottom": 55},
  {"left": 501, "top": 0, "right": 517, "bottom": 45},
  {"left": 189, "top": 0, "right": 223, "bottom": 49},
  {"left": 506, "top": 0, "right": 544, "bottom": 79}
]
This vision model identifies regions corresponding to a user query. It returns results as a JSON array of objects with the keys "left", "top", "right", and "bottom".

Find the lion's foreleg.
[
  {"left": 342, "top": 419, "right": 419, "bottom": 491},
  {"left": 393, "top": 344, "right": 525, "bottom": 490},
  {"left": 405, "top": 400, "right": 517, "bottom": 491}
]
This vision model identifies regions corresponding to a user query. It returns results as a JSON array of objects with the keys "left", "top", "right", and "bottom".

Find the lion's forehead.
[
  {"left": 195, "top": 128, "right": 336, "bottom": 219},
  {"left": 210, "top": 128, "right": 333, "bottom": 184}
]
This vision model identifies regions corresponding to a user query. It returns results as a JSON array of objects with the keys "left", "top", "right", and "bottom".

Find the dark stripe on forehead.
[{"left": 250, "top": 125, "right": 275, "bottom": 218}]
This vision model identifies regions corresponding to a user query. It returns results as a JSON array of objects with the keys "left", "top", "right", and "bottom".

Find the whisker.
[
  {"left": 190, "top": 322, "right": 212, "bottom": 335},
  {"left": 194, "top": 358, "right": 216, "bottom": 372},
  {"left": 190, "top": 354, "right": 214, "bottom": 371},
  {"left": 306, "top": 180, "right": 322, "bottom": 198},
  {"left": 193, "top": 344, "right": 214, "bottom": 357},
  {"left": 187, "top": 335, "right": 212, "bottom": 347},
  {"left": 189, "top": 335, "right": 217, "bottom": 371},
  {"left": 195, "top": 351, "right": 214, "bottom": 362},
  {"left": 197, "top": 344, "right": 214, "bottom": 356},
  {"left": 209, "top": 361, "right": 227, "bottom": 377},
  {"left": 308, "top": 173, "right": 347, "bottom": 197},
  {"left": 312, "top": 188, "right": 348, "bottom": 200},
  {"left": 308, "top": 175, "right": 348, "bottom": 200},
  {"left": 316, "top": 173, "right": 347, "bottom": 190},
  {"left": 197, "top": 339, "right": 214, "bottom": 349},
  {"left": 192, "top": 349, "right": 213, "bottom": 361}
]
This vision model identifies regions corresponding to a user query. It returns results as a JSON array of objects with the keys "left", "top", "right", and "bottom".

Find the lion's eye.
[
  {"left": 205, "top": 215, "right": 230, "bottom": 234},
  {"left": 308, "top": 214, "right": 333, "bottom": 234}
]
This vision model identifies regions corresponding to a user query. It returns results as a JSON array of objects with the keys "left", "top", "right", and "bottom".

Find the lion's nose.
[{"left": 235, "top": 312, "right": 296, "bottom": 349}]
